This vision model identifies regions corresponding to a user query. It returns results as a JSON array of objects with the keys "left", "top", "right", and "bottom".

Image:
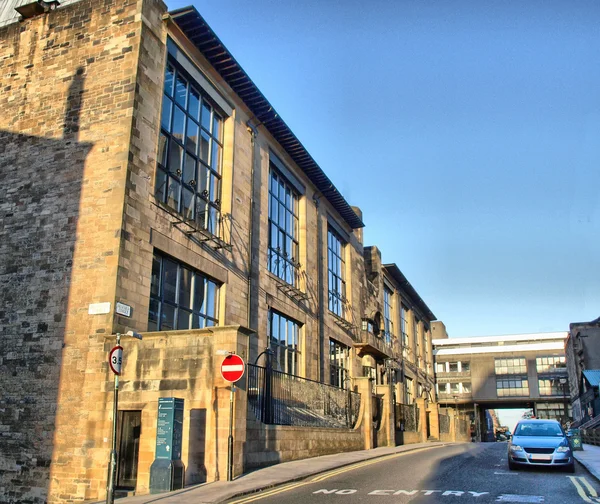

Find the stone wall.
[{"left": 0, "top": 0, "right": 147, "bottom": 502}]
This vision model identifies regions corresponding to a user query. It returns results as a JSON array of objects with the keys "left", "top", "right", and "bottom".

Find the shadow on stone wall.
[{"left": 0, "top": 67, "right": 92, "bottom": 503}]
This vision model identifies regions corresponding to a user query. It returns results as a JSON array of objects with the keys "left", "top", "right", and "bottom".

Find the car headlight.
[
  {"left": 509, "top": 445, "right": 523, "bottom": 452},
  {"left": 556, "top": 446, "right": 570, "bottom": 453}
]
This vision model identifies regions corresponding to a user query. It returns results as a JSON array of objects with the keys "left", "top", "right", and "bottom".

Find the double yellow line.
[
  {"left": 228, "top": 446, "right": 439, "bottom": 504},
  {"left": 568, "top": 476, "right": 600, "bottom": 503}
]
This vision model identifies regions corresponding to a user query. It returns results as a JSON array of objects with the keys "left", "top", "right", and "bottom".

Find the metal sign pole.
[
  {"left": 227, "top": 384, "right": 235, "bottom": 481},
  {"left": 106, "top": 333, "right": 120, "bottom": 504}
]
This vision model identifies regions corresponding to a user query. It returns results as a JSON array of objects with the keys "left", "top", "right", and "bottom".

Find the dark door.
[
  {"left": 426, "top": 411, "right": 431, "bottom": 438},
  {"left": 117, "top": 411, "right": 141, "bottom": 489}
]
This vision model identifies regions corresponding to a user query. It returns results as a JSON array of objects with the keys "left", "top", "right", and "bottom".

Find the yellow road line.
[
  {"left": 568, "top": 476, "right": 596, "bottom": 503},
  {"left": 227, "top": 445, "right": 444, "bottom": 504},
  {"left": 579, "top": 477, "right": 599, "bottom": 498},
  {"left": 228, "top": 482, "right": 306, "bottom": 504}
]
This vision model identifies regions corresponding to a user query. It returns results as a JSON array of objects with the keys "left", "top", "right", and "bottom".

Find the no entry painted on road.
[{"left": 220, "top": 354, "right": 245, "bottom": 383}]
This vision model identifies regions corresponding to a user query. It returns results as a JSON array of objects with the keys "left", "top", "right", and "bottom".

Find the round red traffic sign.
[
  {"left": 109, "top": 345, "right": 123, "bottom": 375},
  {"left": 220, "top": 354, "right": 245, "bottom": 383}
]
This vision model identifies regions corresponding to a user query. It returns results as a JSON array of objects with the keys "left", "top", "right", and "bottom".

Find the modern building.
[
  {"left": 433, "top": 332, "right": 570, "bottom": 440},
  {"left": 0, "top": 1, "right": 452, "bottom": 503},
  {"left": 565, "top": 316, "right": 600, "bottom": 426}
]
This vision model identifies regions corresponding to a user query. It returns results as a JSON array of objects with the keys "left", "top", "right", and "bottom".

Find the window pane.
[
  {"left": 177, "top": 309, "right": 191, "bottom": 330},
  {"left": 211, "top": 140, "right": 221, "bottom": 171},
  {"left": 172, "top": 106, "right": 186, "bottom": 143},
  {"left": 175, "top": 74, "right": 187, "bottom": 107},
  {"left": 179, "top": 267, "right": 192, "bottom": 308},
  {"left": 213, "top": 114, "right": 222, "bottom": 141},
  {"left": 148, "top": 298, "right": 159, "bottom": 332},
  {"left": 200, "top": 131, "right": 210, "bottom": 163},
  {"left": 166, "top": 178, "right": 180, "bottom": 211},
  {"left": 160, "top": 303, "right": 175, "bottom": 331},
  {"left": 189, "top": 87, "right": 200, "bottom": 121},
  {"left": 168, "top": 140, "right": 183, "bottom": 174},
  {"left": 186, "top": 120, "right": 199, "bottom": 155},
  {"left": 164, "top": 63, "right": 175, "bottom": 96},
  {"left": 201, "top": 100, "right": 211, "bottom": 131},
  {"left": 206, "top": 281, "right": 217, "bottom": 318},
  {"left": 161, "top": 97, "right": 172, "bottom": 132},
  {"left": 183, "top": 153, "right": 196, "bottom": 185},
  {"left": 162, "top": 259, "right": 178, "bottom": 304},
  {"left": 150, "top": 255, "right": 161, "bottom": 297},
  {"left": 193, "top": 277, "right": 205, "bottom": 313},
  {"left": 158, "top": 132, "right": 168, "bottom": 167},
  {"left": 154, "top": 167, "right": 167, "bottom": 202}
]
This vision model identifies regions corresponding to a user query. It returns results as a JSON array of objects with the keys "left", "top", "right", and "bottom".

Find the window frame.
[
  {"left": 155, "top": 53, "right": 225, "bottom": 235},
  {"left": 268, "top": 167, "right": 300, "bottom": 286},
  {"left": 148, "top": 252, "right": 220, "bottom": 331},
  {"left": 383, "top": 286, "right": 394, "bottom": 345},
  {"left": 268, "top": 310, "right": 300, "bottom": 376},
  {"left": 327, "top": 227, "right": 346, "bottom": 317},
  {"left": 329, "top": 339, "right": 350, "bottom": 389}
]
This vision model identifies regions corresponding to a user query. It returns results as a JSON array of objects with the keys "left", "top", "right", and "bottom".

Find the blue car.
[{"left": 507, "top": 419, "right": 574, "bottom": 472}]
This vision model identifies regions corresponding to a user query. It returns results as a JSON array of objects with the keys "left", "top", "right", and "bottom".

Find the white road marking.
[{"left": 496, "top": 495, "right": 544, "bottom": 503}]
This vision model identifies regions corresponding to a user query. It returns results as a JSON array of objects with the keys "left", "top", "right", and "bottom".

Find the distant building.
[
  {"left": 565, "top": 317, "right": 600, "bottom": 426},
  {"left": 433, "top": 332, "right": 570, "bottom": 440}
]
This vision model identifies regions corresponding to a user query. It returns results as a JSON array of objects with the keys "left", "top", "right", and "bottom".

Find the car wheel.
[{"left": 508, "top": 459, "right": 517, "bottom": 471}]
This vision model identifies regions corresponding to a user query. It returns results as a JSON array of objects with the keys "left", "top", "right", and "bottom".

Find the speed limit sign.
[{"left": 109, "top": 345, "right": 123, "bottom": 375}]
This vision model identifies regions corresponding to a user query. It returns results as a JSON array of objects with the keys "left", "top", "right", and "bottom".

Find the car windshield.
[{"left": 514, "top": 423, "right": 563, "bottom": 437}]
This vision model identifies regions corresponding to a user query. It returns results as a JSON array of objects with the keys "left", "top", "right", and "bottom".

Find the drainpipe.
[
  {"left": 314, "top": 193, "right": 324, "bottom": 382},
  {"left": 246, "top": 121, "right": 258, "bottom": 333}
]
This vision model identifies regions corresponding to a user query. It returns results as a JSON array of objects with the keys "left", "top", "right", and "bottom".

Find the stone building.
[
  {"left": 0, "top": 1, "right": 445, "bottom": 502},
  {"left": 565, "top": 316, "right": 600, "bottom": 426}
]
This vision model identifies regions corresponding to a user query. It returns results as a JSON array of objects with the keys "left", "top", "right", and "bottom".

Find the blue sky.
[{"left": 168, "top": 0, "right": 600, "bottom": 337}]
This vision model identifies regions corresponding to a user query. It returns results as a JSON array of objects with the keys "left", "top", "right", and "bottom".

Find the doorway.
[{"left": 117, "top": 411, "right": 141, "bottom": 490}]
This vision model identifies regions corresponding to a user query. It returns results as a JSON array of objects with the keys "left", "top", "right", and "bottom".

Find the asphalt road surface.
[{"left": 225, "top": 443, "right": 600, "bottom": 504}]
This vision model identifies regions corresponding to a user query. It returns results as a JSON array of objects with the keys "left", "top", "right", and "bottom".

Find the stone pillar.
[
  {"left": 375, "top": 384, "right": 395, "bottom": 447},
  {"left": 355, "top": 377, "right": 374, "bottom": 450},
  {"left": 210, "top": 327, "right": 252, "bottom": 481},
  {"left": 449, "top": 408, "right": 457, "bottom": 442},
  {"left": 416, "top": 397, "right": 428, "bottom": 443},
  {"left": 428, "top": 402, "right": 440, "bottom": 441}
]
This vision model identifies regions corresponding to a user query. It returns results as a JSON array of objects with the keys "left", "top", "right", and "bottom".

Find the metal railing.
[
  {"left": 395, "top": 403, "right": 419, "bottom": 432},
  {"left": 439, "top": 414, "right": 450, "bottom": 434},
  {"left": 247, "top": 363, "right": 361, "bottom": 428},
  {"left": 581, "top": 428, "right": 600, "bottom": 446}
]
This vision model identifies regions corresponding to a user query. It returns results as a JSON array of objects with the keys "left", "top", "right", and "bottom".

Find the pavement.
[{"left": 93, "top": 442, "right": 600, "bottom": 504}]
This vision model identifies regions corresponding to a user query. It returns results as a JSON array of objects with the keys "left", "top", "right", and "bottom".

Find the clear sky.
[{"left": 168, "top": 0, "right": 600, "bottom": 337}]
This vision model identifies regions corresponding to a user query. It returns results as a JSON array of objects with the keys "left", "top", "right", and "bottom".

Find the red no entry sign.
[{"left": 220, "top": 354, "right": 245, "bottom": 383}]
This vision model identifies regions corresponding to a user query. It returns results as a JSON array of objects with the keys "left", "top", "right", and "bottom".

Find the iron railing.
[
  {"left": 582, "top": 428, "right": 600, "bottom": 446},
  {"left": 395, "top": 403, "right": 419, "bottom": 432},
  {"left": 439, "top": 414, "right": 450, "bottom": 434},
  {"left": 247, "top": 363, "right": 361, "bottom": 428}
]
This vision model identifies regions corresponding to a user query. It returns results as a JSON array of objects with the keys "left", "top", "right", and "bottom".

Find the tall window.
[
  {"left": 405, "top": 377, "right": 413, "bottom": 404},
  {"left": 156, "top": 56, "right": 223, "bottom": 234},
  {"left": 383, "top": 287, "right": 394, "bottom": 345},
  {"left": 413, "top": 317, "right": 420, "bottom": 360},
  {"left": 495, "top": 358, "right": 527, "bottom": 375},
  {"left": 268, "top": 168, "right": 299, "bottom": 286},
  {"left": 268, "top": 310, "right": 300, "bottom": 375},
  {"left": 401, "top": 305, "right": 409, "bottom": 352},
  {"left": 328, "top": 228, "right": 346, "bottom": 317},
  {"left": 330, "top": 340, "right": 349, "bottom": 388},
  {"left": 148, "top": 252, "right": 219, "bottom": 331}
]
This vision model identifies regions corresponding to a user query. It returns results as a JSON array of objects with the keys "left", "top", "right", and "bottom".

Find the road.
[{"left": 225, "top": 443, "right": 600, "bottom": 504}]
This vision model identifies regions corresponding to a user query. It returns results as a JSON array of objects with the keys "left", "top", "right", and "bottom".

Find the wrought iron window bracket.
[{"left": 154, "top": 200, "right": 233, "bottom": 251}]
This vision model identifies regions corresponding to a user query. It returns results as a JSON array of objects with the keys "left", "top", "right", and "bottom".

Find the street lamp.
[{"left": 106, "top": 330, "right": 142, "bottom": 504}]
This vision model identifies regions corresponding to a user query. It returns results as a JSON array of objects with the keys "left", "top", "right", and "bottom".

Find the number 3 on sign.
[{"left": 109, "top": 345, "right": 124, "bottom": 375}]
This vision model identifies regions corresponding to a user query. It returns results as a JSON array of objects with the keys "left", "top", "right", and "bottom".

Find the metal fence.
[
  {"left": 439, "top": 414, "right": 450, "bottom": 434},
  {"left": 582, "top": 428, "right": 600, "bottom": 446},
  {"left": 247, "top": 363, "right": 361, "bottom": 428},
  {"left": 395, "top": 403, "right": 419, "bottom": 432}
]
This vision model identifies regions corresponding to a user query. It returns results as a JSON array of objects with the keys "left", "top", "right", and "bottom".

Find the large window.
[
  {"left": 536, "top": 356, "right": 566, "bottom": 373},
  {"left": 496, "top": 378, "right": 529, "bottom": 397},
  {"left": 413, "top": 317, "right": 420, "bottom": 360},
  {"left": 401, "top": 305, "right": 409, "bottom": 354},
  {"left": 155, "top": 56, "right": 223, "bottom": 234},
  {"left": 268, "top": 168, "right": 299, "bottom": 286},
  {"left": 268, "top": 310, "right": 300, "bottom": 375},
  {"left": 148, "top": 253, "right": 219, "bottom": 331},
  {"left": 405, "top": 377, "right": 414, "bottom": 404},
  {"left": 383, "top": 287, "right": 394, "bottom": 345},
  {"left": 495, "top": 358, "right": 527, "bottom": 375},
  {"left": 330, "top": 340, "right": 349, "bottom": 389},
  {"left": 327, "top": 228, "right": 346, "bottom": 317},
  {"left": 539, "top": 379, "right": 564, "bottom": 396}
]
